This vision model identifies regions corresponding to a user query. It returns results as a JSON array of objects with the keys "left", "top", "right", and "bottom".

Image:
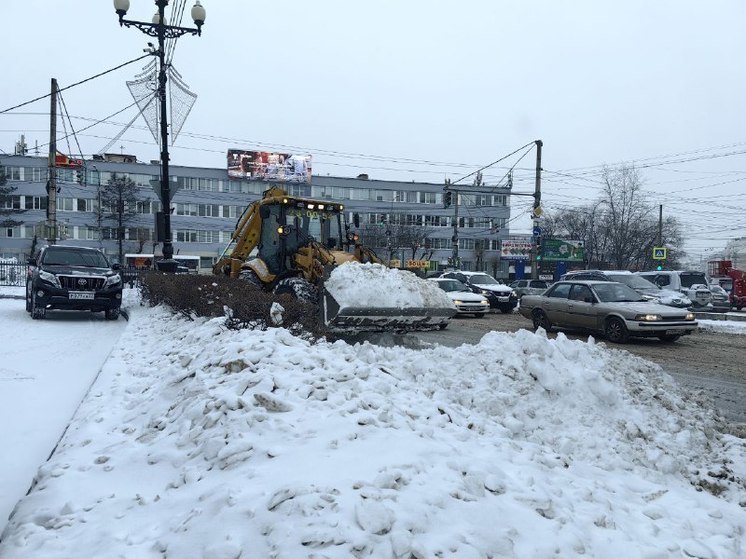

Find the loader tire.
[
  {"left": 239, "top": 269, "right": 263, "bottom": 288},
  {"left": 274, "top": 277, "right": 318, "bottom": 304}
]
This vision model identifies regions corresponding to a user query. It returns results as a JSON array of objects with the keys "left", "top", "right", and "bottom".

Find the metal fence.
[{"left": 0, "top": 263, "right": 26, "bottom": 286}]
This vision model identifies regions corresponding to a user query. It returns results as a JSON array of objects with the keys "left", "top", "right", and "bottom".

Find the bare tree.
[
  {"left": 358, "top": 217, "right": 434, "bottom": 264},
  {"left": 543, "top": 165, "right": 682, "bottom": 270},
  {"left": 100, "top": 173, "right": 143, "bottom": 265},
  {"left": 0, "top": 164, "right": 24, "bottom": 228}
]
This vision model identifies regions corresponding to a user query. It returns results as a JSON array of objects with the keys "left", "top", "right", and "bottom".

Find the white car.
[
  {"left": 428, "top": 278, "right": 490, "bottom": 317},
  {"left": 441, "top": 271, "right": 518, "bottom": 314}
]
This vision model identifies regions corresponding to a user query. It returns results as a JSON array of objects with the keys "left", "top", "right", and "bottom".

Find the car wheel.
[
  {"left": 658, "top": 334, "right": 680, "bottom": 343},
  {"left": 532, "top": 309, "right": 552, "bottom": 332},
  {"left": 605, "top": 317, "right": 629, "bottom": 343},
  {"left": 473, "top": 313, "right": 485, "bottom": 318},
  {"left": 438, "top": 322, "right": 448, "bottom": 330},
  {"left": 31, "top": 291, "right": 46, "bottom": 320},
  {"left": 105, "top": 308, "right": 120, "bottom": 320}
]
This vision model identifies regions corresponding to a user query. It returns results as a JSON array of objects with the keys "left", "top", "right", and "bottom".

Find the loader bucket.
[{"left": 320, "top": 288, "right": 455, "bottom": 333}]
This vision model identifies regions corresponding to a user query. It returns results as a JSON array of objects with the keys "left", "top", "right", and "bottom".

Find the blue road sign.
[{"left": 533, "top": 226, "right": 542, "bottom": 237}]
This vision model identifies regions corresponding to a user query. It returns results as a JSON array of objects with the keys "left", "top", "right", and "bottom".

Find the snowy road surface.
[{"left": 0, "top": 298, "right": 125, "bottom": 532}]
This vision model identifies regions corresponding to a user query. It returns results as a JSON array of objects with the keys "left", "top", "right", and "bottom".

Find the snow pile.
[
  {"left": 1, "top": 298, "right": 744, "bottom": 558},
  {"left": 325, "top": 262, "right": 455, "bottom": 309}
]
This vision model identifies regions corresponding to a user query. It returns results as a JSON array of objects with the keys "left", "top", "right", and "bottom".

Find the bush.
[{"left": 140, "top": 272, "right": 325, "bottom": 340}]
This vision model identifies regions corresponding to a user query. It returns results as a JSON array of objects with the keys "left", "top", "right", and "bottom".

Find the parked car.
[
  {"left": 26, "top": 245, "right": 123, "bottom": 320},
  {"left": 560, "top": 270, "right": 691, "bottom": 308},
  {"left": 708, "top": 283, "right": 732, "bottom": 313},
  {"left": 441, "top": 271, "right": 518, "bottom": 313},
  {"left": 428, "top": 277, "right": 490, "bottom": 317},
  {"left": 508, "top": 279, "right": 549, "bottom": 299},
  {"left": 635, "top": 270, "right": 712, "bottom": 308},
  {"left": 518, "top": 279, "right": 698, "bottom": 343}
]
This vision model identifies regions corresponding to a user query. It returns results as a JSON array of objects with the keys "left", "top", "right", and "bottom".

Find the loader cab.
[{"left": 257, "top": 198, "right": 346, "bottom": 274}]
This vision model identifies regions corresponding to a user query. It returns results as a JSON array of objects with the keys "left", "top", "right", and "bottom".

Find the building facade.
[{"left": 0, "top": 154, "right": 514, "bottom": 276}]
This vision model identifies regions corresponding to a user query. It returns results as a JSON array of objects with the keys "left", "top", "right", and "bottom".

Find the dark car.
[
  {"left": 441, "top": 270, "right": 518, "bottom": 313},
  {"left": 26, "top": 245, "right": 123, "bottom": 320},
  {"left": 708, "top": 283, "right": 732, "bottom": 313}
]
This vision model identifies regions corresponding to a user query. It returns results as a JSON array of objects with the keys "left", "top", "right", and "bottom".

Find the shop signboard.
[
  {"left": 500, "top": 239, "right": 532, "bottom": 260},
  {"left": 541, "top": 239, "right": 585, "bottom": 262}
]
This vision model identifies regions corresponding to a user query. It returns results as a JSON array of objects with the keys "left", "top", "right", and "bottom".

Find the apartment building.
[{"left": 0, "top": 154, "right": 513, "bottom": 276}]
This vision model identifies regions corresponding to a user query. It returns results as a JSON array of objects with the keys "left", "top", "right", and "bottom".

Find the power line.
[{"left": 0, "top": 54, "right": 151, "bottom": 115}]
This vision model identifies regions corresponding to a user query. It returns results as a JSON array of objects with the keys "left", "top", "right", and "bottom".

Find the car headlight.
[
  {"left": 641, "top": 294, "right": 656, "bottom": 301},
  {"left": 481, "top": 289, "right": 491, "bottom": 295},
  {"left": 635, "top": 314, "right": 662, "bottom": 321},
  {"left": 105, "top": 274, "right": 122, "bottom": 287},
  {"left": 453, "top": 299, "right": 464, "bottom": 305},
  {"left": 39, "top": 270, "right": 61, "bottom": 288},
  {"left": 685, "top": 312, "right": 695, "bottom": 321}
]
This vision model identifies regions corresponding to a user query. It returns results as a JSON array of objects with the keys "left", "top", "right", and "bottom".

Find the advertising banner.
[
  {"left": 500, "top": 239, "right": 532, "bottom": 260},
  {"left": 541, "top": 239, "right": 585, "bottom": 262},
  {"left": 227, "top": 149, "right": 312, "bottom": 184}
]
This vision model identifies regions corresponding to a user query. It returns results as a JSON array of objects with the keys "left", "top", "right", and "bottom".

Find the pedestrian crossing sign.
[{"left": 652, "top": 247, "right": 667, "bottom": 260}]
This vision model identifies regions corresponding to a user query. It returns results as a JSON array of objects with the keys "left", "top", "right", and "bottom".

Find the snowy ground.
[{"left": 0, "top": 283, "right": 744, "bottom": 558}]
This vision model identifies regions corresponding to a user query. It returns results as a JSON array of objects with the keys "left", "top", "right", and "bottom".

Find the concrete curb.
[{"left": 692, "top": 311, "right": 746, "bottom": 322}]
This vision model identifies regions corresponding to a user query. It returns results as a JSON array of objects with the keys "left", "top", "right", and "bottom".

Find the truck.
[
  {"left": 212, "top": 187, "right": 455, "bottom": 332},
  {"left": 707, "top": 260, "right": 746, "bottom": 310}
]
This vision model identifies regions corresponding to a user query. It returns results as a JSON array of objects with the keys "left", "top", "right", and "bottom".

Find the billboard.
[
  {"left": 500, "top": 239, "right": 532, "bottom": 260},
  {"left": 541, "top": 239, "right": 585, "bottom": 262},
  {"left": 227, "top": 149, "right": 312, "bottom": 184}
]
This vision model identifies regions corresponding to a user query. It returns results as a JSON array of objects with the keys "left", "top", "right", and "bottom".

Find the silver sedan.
[{"left": 518, "top": 280, "right": 698, "bottom": 343}]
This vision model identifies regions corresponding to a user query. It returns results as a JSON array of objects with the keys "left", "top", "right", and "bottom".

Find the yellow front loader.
[{"left": 213, "top": 187, "right": 454, "bottom": 332}]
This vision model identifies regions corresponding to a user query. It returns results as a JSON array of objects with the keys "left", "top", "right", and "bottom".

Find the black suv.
[{"left": 26, "top": 245, "right": 123, "bottom": 320}]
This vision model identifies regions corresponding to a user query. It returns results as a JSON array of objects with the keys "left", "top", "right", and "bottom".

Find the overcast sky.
[{"left": 2, "top": 0, "right": 745, "bottom": 258}]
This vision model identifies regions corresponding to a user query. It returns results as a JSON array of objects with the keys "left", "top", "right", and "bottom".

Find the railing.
[{"left": 0, "top": 263, "right": 26, "bottom": 286}]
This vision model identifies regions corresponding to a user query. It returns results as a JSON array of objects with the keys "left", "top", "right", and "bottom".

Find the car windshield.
[
  {"left": 42, "top": 248, "right": 109, "bottom": 268},
  {"left": 592, "top": 282, "right": 646, "bottom": 303},
  {"left": 469, "top": 274, "right": 499, "bottom": 285},
  {"left": 606, "top": 273, "right": 658, "bottom": 290},
  {"left": 530, "top": 280, "right": 548, "bottom": 288},
  {"left": 436, "top": 279, "right": 468, "bottom": 293}
]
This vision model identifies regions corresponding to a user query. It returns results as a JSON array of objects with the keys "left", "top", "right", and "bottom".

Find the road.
[
  {"left": 0, "top": 299, "right": 125, "bottom": 532},
  {"left": 355, "top": 311, "right": 746, "bottom": 435}
]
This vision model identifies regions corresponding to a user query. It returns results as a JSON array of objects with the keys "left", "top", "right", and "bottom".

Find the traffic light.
[{"left": 443, "top": 191, "right": 452, "bottom": 208}]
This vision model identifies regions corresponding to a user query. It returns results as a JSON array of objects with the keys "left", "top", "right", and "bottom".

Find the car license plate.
[
  {"left": 497, "top": 296, "right": 509, "bottom": 302},
  {"left": 69, "top": 291, "right": 94, "bottom": 300},
  {"left": 665, "top": 330, "right": 680, "bottom": 335}
]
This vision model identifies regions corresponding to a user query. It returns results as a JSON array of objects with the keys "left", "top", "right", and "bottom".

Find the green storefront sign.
[{"left": 541, "top": 239, "right": 585, "bottom": 262}]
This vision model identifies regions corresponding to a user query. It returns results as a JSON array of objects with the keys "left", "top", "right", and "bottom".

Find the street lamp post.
[{"left": 112, "top": 0, "right": 206, "bottom": 271}]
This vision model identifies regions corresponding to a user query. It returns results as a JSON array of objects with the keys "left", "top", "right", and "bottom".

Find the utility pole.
[
  {"left": 658, "top": 204, "right": 663, "bottom": 246},
  {"left": 113, "top": 0, "right": 206, "bottom": 271},
  {"left": 47, "top": 78, "right": 58, "bottom": 245},
  {"left": 452, "top": 188, "right": 459, "bottom": 267},
  {"left": 531, "top": 139, "right": 543, "bottom": 279}
]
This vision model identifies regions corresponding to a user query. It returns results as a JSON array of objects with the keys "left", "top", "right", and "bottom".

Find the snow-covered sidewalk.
[{"left": 0, "top": 290, "right": 744, "bottom": 558}]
